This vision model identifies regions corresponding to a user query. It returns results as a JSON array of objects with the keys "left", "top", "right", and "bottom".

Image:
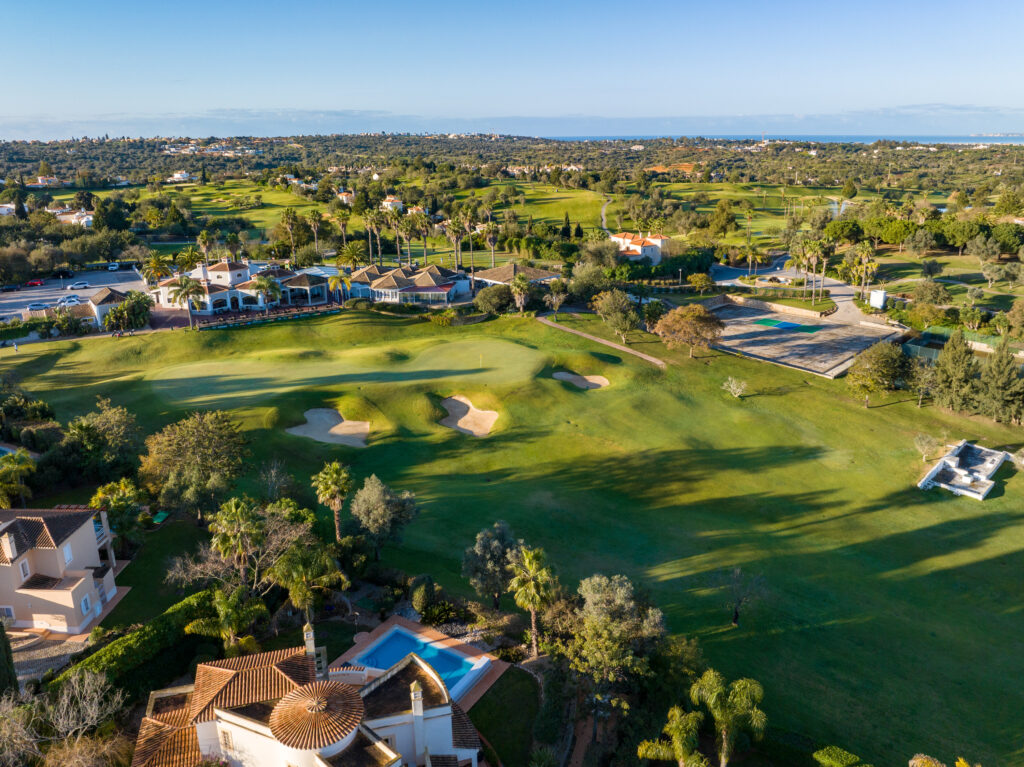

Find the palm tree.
[
  {"left": 507, "top": 546, "right": 554, "bottom": 657},
  {"left": 142, "top": 253, "right": 174, "bottom": 284},
  {"left": 209, "top": 497, "right": 263, "bottom": 585},
  {"left": 0, "top": 449, "right": 35, "bottom": 508},
  {"left": 168, "top": 275, "right": 206, "bottom": 329},
  {"left": 689, "top": 670, "right": 767, "bottom": 767},
  {"left": 268, "top": 546, "right": 349, "bottom": 621},
  {"left": 804, "top": 240, "right": 823, "bottom": 304},
  {"left": 196, "top": 230, "right": 214, "bottom": 264},
  {"left": 444, "top": 221, "right": 464, "bottom": 270},
  {"left": 855, "top": 240, "right": 875, "bottom": 299},
  {"left": 484, "top": 222, "right": 499, "bottom": 268},
  {"left": 363, "top": 210, "right": 383, "bottom": 265},
  {"left": 461, "top": 209, "right": 478, "bottom": 271},
  {"left": 637, "top": 707, "right": 709, "bottom": 767},
  {"left": 334, "top": 208, "right": 351, "bottom": 248},
  {"left": 251, "top": 274, "right": 282, "bottom": 314},
  {"left": 184, "top": 585, "right": 268, "bottom": 657},
  {"left": 176, "top": 246, "right": 202, "bottom": 274},
  {"left": 337, "top": 241, "right": 367, "bottom": 269},
  {"left": 328, "top": 271, "right": 351, "bottom": 303},
  {"left": 400, "top": 215, "right": 418, "bottom": 266},
  {"left": 311, "top": 461, "right": 352, "bottom": 542},
  {"left": 224, "top": 232, "right": 241, "bottom": 258},
  {"left": 280, "top": 209, "right": 299, "bottom": 259},
  {"left": 306, "top": 210, "right": 324, "bottom": 256},
  {"left": 510, "top": 273, "right": 531, "bottom": 313},
  {"left": 414, "top": 213, "right": 433, "bottom": 265}
]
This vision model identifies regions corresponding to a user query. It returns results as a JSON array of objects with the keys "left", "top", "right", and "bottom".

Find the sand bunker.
[
  {"left": 286, "top": 409, "right": 369, "bottom": 448},
  {"left": 440, "top": 395, "right": 499, "bottom": 437},
  {"left": 553, "top": 371, "right": 610, "bottom": 390}
]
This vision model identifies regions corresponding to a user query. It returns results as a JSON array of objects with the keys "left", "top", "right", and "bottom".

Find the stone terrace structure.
[{"left": 918, "top": 440, "right": 1010, "bottom": 500}]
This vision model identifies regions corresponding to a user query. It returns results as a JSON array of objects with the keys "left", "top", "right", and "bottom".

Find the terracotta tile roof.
[
  {"left": 474, "top": 263, "right": 558, "bottom": 284},
  {"left": 451, "top": 703, "right": 481, "bottom": 750},
  {"left": 426, "top": 756, "right": 458, "bottom": 767},
  {"left": 369, "top": 273, "right": 414, "bottom": 290},
  {"left": 156, "top": 277, "right": 179, "bottom": 288},
  {"left": 269, "top": 680, "right": 364, "bottom": 749},
  {"left": 208, "top": 261, "right": 248, "bottom": 272},
  {"left": 189, "top": 647, "right": 314, "bottom": 723},
  {"left": 361, "top": 656, "right": 448, "bottom": 720},
  {"left": 324, "top": 729, "right": 400, "bottom": 767},
  {"left": 0, "top": 508, "right": 94, "bottom": 564},
  {"left": 130, "top": 718, "right": 199, "bottom": 767}
]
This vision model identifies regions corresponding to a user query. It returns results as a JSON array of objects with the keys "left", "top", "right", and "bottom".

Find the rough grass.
[
  {"left": 12, "top": 311, "right": 1024, "bottom": 766},
  {"left": 468, "top": 667, "right": 540, "bottom": 767}
]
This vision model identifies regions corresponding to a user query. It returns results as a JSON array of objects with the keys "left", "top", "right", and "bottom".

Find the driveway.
[
  {"left": 711, "top": 255, "right": 864, "bottom": 324},
  {"left": 1, "top": 269, "right": 147, "bottom": 318}
]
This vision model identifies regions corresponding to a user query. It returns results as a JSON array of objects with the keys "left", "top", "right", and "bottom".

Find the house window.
[
  {"left": 219, "top": 729, "right": 234, "bottom": 753},
  {"left": 0, "top": 606, "right": 13, "bottom": 620},
  {"left": 18, "top": 560, "right": 29, "bottom": 581},
  {"left": 81, "top": 595, "right": 91, "bottom": 616},
  {"left": 63, "top": 543, "right": 73, "bottom": 565}
]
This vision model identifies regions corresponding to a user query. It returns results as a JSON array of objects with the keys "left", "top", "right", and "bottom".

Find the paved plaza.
[{"left": 712, "top": 304, "right": 899, "bottom": 377}]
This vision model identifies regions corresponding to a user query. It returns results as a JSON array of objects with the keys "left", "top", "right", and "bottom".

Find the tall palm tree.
[
  {"left": 306, "top": 210, "right": 324, "bottom": 256},
  {"left": 168, "top": 275, "right": 206, "bottom": 329},
  {"left": 311, "top": 461, "right": 352, "bottom": 543},
  {"left": 337, "top": 241, "right": 367, "bottom": 269},
  {"left": 224, "top": 232, "right": 241, "bottom": 258},
  {"left": 461, "top": 209, "right": 477, "bottom": 271},
  {"left": 251, "top": 274, "right": 282, "bottom": 314},
  {"left": 268, "top": 546, "right": 349, "bottom": 622},
  {"left": 363, "top": 210, "right": 383, "bottom": 265},
  {"left": 414, "top": 213, "right": 433, "bottom": 265},
  {"left": 507, "top": 546, "right": 554, "bottom": 657},
  {"left": 334, "top": 208, "right": 351, "bottom": 248},
  {"left": 855, "top": 240, "right": 875, "bottom": 299},
  {"left": 804, "top": 240, "right": 823, "bottom": 304},
  {"left": 484, "top": 222, "right": 499, "bottom": 268},
  {"left": 209, "top": 497, "right": 263, "bottom": 585},
  {"left": 400, "top": 216, "right": 418, "bottom": 266},
  {"left": 444, "top": 220, "right": 464, "bottom": 270},
  {"left": 385, "top": 208, "right": 402, "bottom": 263},
  {"left": 637, "top": 707, "right": 709, "bottom": 767},
  {"left": 142, "top": 253, "right": 174, "bottom": 284},
  {"left": 176, "top": 246, "right": 202, "bottom": 274},
  {"left": 689, "top": 670, "right": 767, "bottom": 767},
  {"left": 280, "top": 209, "right": 299, "bottom": 259},
  {"left": 0, "top": 449, "right": 35, "bottom": 508},
  {"left": 196, "top": 230, "right": 214, "bottom": 265},
  {"left": 184, "top": 585, "right": 268, "bottom": 657}
]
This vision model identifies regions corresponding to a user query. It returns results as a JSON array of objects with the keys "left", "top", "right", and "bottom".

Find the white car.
[
  {"left": 57, "top": 295, "right": 82, "bottom": 306},
  {"left": 67, "top": 281, "right": 90, "bottom": 290},
  {"left": 107, "top": 263, "right": 120, "bottom": 271},
  {"left": 26, "top": 302, "right": 50, "bottom": 311}
]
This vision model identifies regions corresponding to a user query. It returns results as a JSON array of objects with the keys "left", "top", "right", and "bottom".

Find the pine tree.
[
  {"left": 574, "top": 222, "right": 584, "bottom": 238},
  {"left": 0, "top": 621, "right": 17, "bottom": 696},
  {"left": 979, "top": 338, "right": 1024, "bottom": 423},
  {"left": 933, "top": 330, "right": 979, "bottom": 413}
]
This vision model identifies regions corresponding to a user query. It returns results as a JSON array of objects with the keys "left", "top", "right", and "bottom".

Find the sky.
[{"left": 4, "top": 0, "right": 1024, "bottom": 138}]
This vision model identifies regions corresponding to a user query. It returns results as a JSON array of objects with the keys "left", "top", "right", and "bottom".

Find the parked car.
[
  {"left": 67, "top": 281, "right": 90, "bottom": 290},
  {"left": 0, "top": 284, "right": 21, "bottom": 292},
  {"left": 26, "top": 302, "right": 50, "bottom": 311},
  {"left": 52, "top": 269, "right": 74, "bottom": 279},
  {"left": 57, "top": 295, "right": 82, "bottom": 306},
  {"left": 107, "top": 263, "right": 120, "bottom": 271},
  {"left": 25, "top": 278, "right": 44, "bottom": 287}
]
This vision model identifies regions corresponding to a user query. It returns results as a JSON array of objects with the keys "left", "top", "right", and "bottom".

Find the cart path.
[{"left": 537, "top": 314, "right": 666, "bottom": 368}]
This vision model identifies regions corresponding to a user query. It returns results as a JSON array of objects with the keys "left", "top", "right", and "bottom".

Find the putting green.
[{"left": 148, "top": 338, "right": 547, "bottom": 408}]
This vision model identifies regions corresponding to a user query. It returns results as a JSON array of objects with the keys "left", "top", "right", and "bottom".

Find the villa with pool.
[{"left": 132, "top": 616, "right": 506, "bottom": 767}]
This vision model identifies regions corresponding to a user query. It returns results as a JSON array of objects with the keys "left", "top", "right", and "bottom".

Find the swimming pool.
[{"left": 353, "top": 625, "right": 489, "bottom": 701}]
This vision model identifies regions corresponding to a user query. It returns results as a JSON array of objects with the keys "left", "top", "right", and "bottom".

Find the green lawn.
[
  {"left": 261, "top": 619, "right": 360, "bottom": 663},
  {"left": 468, "top": 667, "right": 540, "bottom": 767},
  {"left": 7, "top": 311, "right": 1024, "bottom": 765}
]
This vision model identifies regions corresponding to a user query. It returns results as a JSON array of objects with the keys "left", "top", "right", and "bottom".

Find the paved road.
[
  {"left": 0, "top": 269, "right": 147, "bottom": 318},
  {"left": 710, "top": 255, "right": 864, "bottom": 324}
]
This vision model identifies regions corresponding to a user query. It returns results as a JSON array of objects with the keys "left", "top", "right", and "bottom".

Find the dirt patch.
[
  {"left": 286, "top": 408, "right": 369, "bottom": 448},
  {"left": 439, "top": 395, "right": 499, "bottom": 437},
  {"left": 553, "top": 371, "right": 609, "bottom": 390}
]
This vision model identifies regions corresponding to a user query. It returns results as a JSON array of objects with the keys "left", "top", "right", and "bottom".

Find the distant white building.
[
  {"left": 381, "top": 196, "right": 404, "bottom": 212},
  {"left": 609, "top": 232, "right": 669, "bottom": 266},
  {"left": 166, "top": 170, "right": 197, "bottom": 183},
  {"left": 336, "top": 190, "right": 355, "bottom": 206}
]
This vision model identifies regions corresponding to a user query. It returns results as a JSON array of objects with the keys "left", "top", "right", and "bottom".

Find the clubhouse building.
[{"left": 349, "top": 264, "right": 470, "bottom": 305}]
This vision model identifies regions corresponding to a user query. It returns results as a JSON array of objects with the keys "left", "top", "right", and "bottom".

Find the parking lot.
[
  {"left": 712, "top": 304, "right": 900, "bottom": 378},
  {"left": 1, "top": 268, "right": 147, "bottom": 320}
]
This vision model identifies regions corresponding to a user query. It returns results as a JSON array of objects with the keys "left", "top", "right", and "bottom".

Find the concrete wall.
[{"left": 725, "top": 293, "right": 828, "bottom": 319}]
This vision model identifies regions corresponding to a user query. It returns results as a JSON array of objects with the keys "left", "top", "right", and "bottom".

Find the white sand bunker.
[
  {"left": 287, "top": 409, "right": 369, "bottom": 448},
  {"left": 440, "top": 395, "right": 499, "bottom": 437},
  {"left": 553, "top": 371, "right": 610, "bottom": 390}
]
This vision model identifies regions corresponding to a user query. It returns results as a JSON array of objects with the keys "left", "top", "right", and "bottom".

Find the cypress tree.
[
  {"left": 0, "top": 621, "right": 17, "bottom": 696},
  {"left": 560, "top": 211, "right": 571, "bottom": 239},
  {"left": 979, "top": 338, "right": 1024, "bottom": 423},
  {"left": 933, "top": 329, "right": 979, "bottom": 413}
]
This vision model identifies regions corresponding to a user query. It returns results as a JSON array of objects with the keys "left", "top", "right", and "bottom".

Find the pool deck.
[{"left": 330, "top": 615, "right": 509, "bottom": 711}]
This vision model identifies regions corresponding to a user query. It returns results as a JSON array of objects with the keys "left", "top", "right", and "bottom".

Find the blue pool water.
[{"left": 354, "top": 628, "right": 476, "bottom": 692}]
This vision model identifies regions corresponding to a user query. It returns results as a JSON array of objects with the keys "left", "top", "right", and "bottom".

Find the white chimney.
[{"left": 410, "top": 679, "right": 425, "bottom": 760}]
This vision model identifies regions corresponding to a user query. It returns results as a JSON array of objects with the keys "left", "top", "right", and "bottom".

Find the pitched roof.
[
  {"left": 323, "top": 729, "right": 401, "bottom": 767},
  {"left": 208, "top": 261, "right": 248, "bottom": 272},
  {"left": 282, "top": 273, "right": 327, "bottom": 288},
  {"left": 0, "top": 508, "right": 94, "bottom": 564},
  {"left": 473, "top": 263, "right": 559, "bottom": 284},
  {"left": 89, "top": 287, "right": 127, "bottom": 306},
  {"left": 130, "top": 718, "right": 199, "bottom": 767},
  {"left": 188, "top": 647, "right": 315, "bottom": 723},
  {"left": 451, "top": 703, "right": 481, "bottom": 750},
  {"left": 369, "top": 273, "right": 414, "bottom": 290},
  {"left": 256, "top": 267, "right": 296, "bottom": 279},
  {"left": 351, "top": 265, "right": 383, "bottom": 284},
  {"left": 269, "top": 680, "right": 364, "bottom": 750},
  {"left": 361, "top": 655, "right": 448, "bottom": 720}
]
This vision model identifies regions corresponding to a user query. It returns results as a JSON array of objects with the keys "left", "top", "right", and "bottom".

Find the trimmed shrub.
[
  {"left": 410, "top": 574, "right": 436, "bottom": 613},
  {"left": 813, "top": 745, "right": 863, "bottom": 767},
  {"left": 53, "top": 590, "right": 214, "bottom": 700},
  {"left": 420, "top": 600, "right": 459, "bottom": 626},
  {"left": 492, "top": 644, "right": 526, "bottom": 663},
  {"left": 344, "top": 298, "right": 371, "bottom": 310}
]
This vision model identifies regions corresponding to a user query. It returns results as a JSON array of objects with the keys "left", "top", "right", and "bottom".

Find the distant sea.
[{"left": 547, "top": 134, "right": 1024, "bottom": 145}]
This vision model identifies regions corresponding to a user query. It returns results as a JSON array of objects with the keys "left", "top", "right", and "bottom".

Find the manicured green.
[
  {"left": 468, "top": 667, "right": 540, "bottom": 767},
  {"left": 8, "top": 311, "right": 1024, "bottom": 765}
]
